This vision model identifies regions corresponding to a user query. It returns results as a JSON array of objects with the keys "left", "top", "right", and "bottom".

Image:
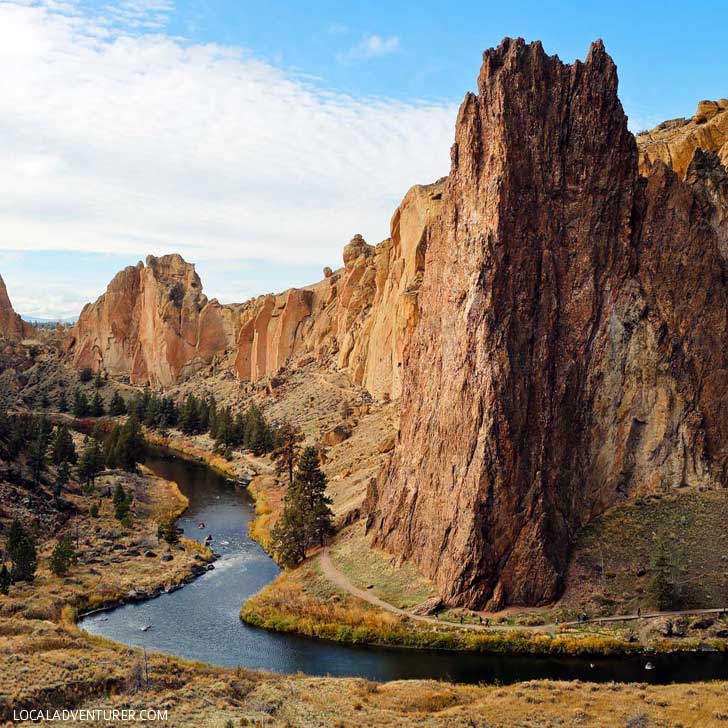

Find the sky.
[{"left": 0, "top": 0, "right": 726, "bottom": 319}]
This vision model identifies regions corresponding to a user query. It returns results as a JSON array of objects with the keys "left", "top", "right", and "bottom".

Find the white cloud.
[
  {"left": 339, "top": 34, "right": 401, "bottom": 62},
  {"left": 0, "top": 2, "right": 455, "bottom": 273}
]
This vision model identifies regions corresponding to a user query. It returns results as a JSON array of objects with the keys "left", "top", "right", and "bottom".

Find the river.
[{"left": 80, "top": 449, "right": 728, "bottom": 684}]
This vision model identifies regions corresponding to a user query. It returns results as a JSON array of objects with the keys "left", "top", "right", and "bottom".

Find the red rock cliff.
[
  {"left": 0, "top": 274, "right": 31, "bottom": 341},
  {"left": 67, "top": 254, "right": 242, "bottom": 387},
  {"left": 366, "top": 38, "right": 728, "bottom": 608}
]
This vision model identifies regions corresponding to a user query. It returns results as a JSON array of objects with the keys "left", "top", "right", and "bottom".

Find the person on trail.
[
  {"left": 459, "top": 615, "right": 464, "bottom": 625},
  {"left": 637, "top": 607, "right": 641, "bottom": 619},
  {"left": 479, "top": 616, "right": 483, "bottom": 625},
  {"left": 485, "top": 618, "right": 490, "bottom": 627}
]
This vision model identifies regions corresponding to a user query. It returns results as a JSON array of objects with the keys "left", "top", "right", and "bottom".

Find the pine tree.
[
  {"left": 51, "top": 425, "right": 77, "bottom": 465},
  {"left": 0, "top": 564, "right": 10, "bottom": 594},
  {"left": 243, "top": 403, "right": 272, "bottom": 455},
  {"left": 115, "top": 416, "right": 144, "bottom": 471},
  {"left": 91, "top": 391, "right": 105, "bottom": 417},
  {"left": 649, "top": 536, "right": 678, "bottom": 610},
  {"left": 55, "top": 460, "right": 71, "bottom": 498},
  {"left": 57, "top": 387, "right": 69, "bottom": 413},
  {"left": 270, "top": 486, "right": 309, "bottom": 567},
  {"left": 78, "top": 437, "right": 103, "bottom": 486},
  {"left": 79, "top": 367, "right": 93, "bottom": 383},
  {"left": 49, "top": 534, "right": 77, "bottom": 577},
  {"left": 179, "top": 394, "right": 200, "bottom": 435},
  {"left": 72, "top": 388, "right": 90, "bottom": 417},
  {"left": 113, "top": 483, "right": 133, "bottom": 524},
  {"left": 6, "top": 519, "right": 37, "bottom": 582},
  {"left": 157, "top": 518, "right": 179, "bottom": 545},
  {"left": 271, "top": 420, "right": 303, "bottom": 485},
  {"left": 270, "top": 446, "right": 333, "bottom": 567},
  {"left": 94, "top": 370, "right": 103, "bottom": 389},
  {"left": 108, "top": 391, "right": 127, "bottom": 416},
  {"left": 295, "top": 446, "right": 333, "bottom": 547},
  {"left": 28, "top": 424, "right": 49, "bottom": 488}
]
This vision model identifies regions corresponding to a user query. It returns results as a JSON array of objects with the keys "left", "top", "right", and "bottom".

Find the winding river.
[{"left": 81, "top": 450, "right": 728, "bottom": 684}]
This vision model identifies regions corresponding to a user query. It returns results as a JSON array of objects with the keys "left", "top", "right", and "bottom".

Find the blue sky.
[{"left": 0, "top": 0, "right": 726, "bottom": 318}]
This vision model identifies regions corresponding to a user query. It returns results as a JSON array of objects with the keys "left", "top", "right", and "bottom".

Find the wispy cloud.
[
  {"left": 338, "top": 34, "right": 401, "bottom": 62},
  {"left": 0, "top": 0, "right": 455, "bottom": 287}
]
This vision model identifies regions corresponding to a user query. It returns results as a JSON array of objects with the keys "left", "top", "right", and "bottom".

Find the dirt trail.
[{"left": 320, "top": 548, "right": 727, "bottom": 633}]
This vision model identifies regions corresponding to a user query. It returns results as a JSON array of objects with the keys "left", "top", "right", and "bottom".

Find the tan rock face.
[
  {"left": 67, "top": 254, "right": 242, "bottom": 387},
  {"left": 0, "top": 274, "right": 31, "bottom": 341},
  {"left": 637, "top": 99, "right": 728, "bottom": 178},
  {"left": 366, "top": 39, "right": 728, "bottom": 608},
  {"left": 229, "top": 185, "right": 442, "bottom": 399},
  {"left": 70, "top": 177, "right": 440, "bottom": 397}
]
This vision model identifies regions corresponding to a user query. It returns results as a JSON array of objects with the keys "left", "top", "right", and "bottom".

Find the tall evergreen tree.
[
  {"left": 72, "top": 388, "right": 90, "bottom": 417},
  {"left": 6, "top": 519, "right": 37, "bottom": 582},
  {"left": 55, "top": 460, "right": 71, "bottom": 498},
  {"left": 49, "top": 534, "right": 77, "bottom": 577},
  {"left": 78, "top": 437, "right": 104, "bottom": 486},
  {"left": 270, "top": 446, "right": 333, "bottom": 567},
  {"left": 0, "top": 564, "right": 10, "bottom": 594},
  {"left": 51, "top": 425, "right": 77, "bottom": 465},
  {"left": 91, "top": 391, "right": 105, "bottom": 417},
  {"left": 108, "top": 391, "right": 127, "bottom": 416},
  {"left": 115, "top": 415, "right": 144, "bottom": 471},
  {"left": 28, "top": 424, "right": 49, "bottom": 488},
  {"left": 271, "top": 420, "right": 303, "bottom": 485},
  {"left": 57, "top": 387, "right": 69, "bottom": 413},
  {"left": 649, "top": 535, "right": 678, "bottom": 610}
]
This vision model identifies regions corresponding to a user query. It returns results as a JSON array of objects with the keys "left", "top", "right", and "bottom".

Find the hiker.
[
  {"left": 485, "top": 618, "right": 490, "bottom": 627},
  {"left": 637, "top": 607, "right": 641, "bottom": 619},
  {"left": 459, "top": 615, "right": 464, "bottom": 625},
  {"left": 478, "top": 615, "right": 483, "bottom": 625}
]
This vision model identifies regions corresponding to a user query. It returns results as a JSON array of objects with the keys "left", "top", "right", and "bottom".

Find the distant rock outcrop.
[
  {"left": 366, "top": 39, "right": 728, "bottom": 609},
  {"left": 67, "top": 254, "right": 242, "bottom": 387},
  {"left": 0, "top": 274, "right": 31, "bottom": 341},
  {"left": 637, "top": 99, "right": 728, "bottom": 178}
]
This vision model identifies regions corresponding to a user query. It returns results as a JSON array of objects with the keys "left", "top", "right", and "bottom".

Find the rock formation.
[
  {"left": 70, "top": 181, "right": 441, "bottom": 398},
  {"left": 637, "top": 99, "right": 728, "bottom": 178},
  {"left": 0, "top": 274, "right": 31, "bottom": 340},
  {"left": 366, "top": 38, "right": 728, "bottom": 608},
  {"left": 66, "top": 38, "right": 728, "bottom": 613},
  {"left": 67, "top": 254, "right": 243, "bottom": 387}
]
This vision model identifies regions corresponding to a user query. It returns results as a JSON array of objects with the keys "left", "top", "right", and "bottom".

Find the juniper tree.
[{"left": 49, "top": 534, "right": 77, "bottom": 577}]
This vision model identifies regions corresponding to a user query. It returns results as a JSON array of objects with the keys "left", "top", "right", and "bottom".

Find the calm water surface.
[{"left": 80, "top": 450, "right": 728, "bottom": 684}]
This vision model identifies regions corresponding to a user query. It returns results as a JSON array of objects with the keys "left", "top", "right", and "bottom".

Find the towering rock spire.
[{"left": 366, "top": 39, "right": 728, "bottom": 608}]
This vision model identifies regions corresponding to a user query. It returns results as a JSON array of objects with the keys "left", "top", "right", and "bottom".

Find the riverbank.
[
  {"left": 4, "top": 446, "right": 728, "bottom": 725},
  {"left": 241, "top": 550, "right": 728, "bottom": 659}
]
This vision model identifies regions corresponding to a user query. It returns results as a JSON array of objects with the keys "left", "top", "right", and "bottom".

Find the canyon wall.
[
  {"left": 366, "top": 39, "right": 728, "bottom": 608},
  {"left": 69, "top": 181, "right": 442, "bottom": 398},
  {"left": 0, "top": 274, "right": 31, "bottom": 341}
]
